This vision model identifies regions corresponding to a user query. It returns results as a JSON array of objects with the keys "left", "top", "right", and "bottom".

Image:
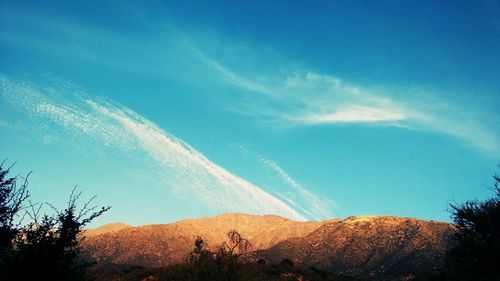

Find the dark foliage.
[
  {"left": 0, "top": 161, "right": 29, "bottom": 273},
  {"left": 256, "top": 258, "right": 266, "bottom": 264},
  {"left": 185, "top": 230, "right": 252, "bottom": 281},
  {"left": 90, "top": 233, "right": 358, "bottom": 281},
  {"left": 279, "top": 259, "right": 294, "bottom": 268},
  {"left": 91, "top": 257, "right": 358, "bottom": 281},
  {"left": 446, "top": 172, "right": 500, "bottom": 281},
  {"left": 0, "top": 161, "right": 110, "bottom": 281}
]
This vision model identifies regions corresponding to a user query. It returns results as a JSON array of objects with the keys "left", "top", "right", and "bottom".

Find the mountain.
[
  {"left": 258, "top": 216, "right": 454, "bottom": 280},
  {"left": 85, "top": 222, "right": 132, "bottom": 237},
  {"left": 83, "top": 213, "right": 454, "bottom": 280},
  {"left": 83, "top": 213, "right": 326, "bottom": 267}
]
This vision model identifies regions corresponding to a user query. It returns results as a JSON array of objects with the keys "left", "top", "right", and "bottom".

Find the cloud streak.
[
  {"left": 231, "top": 143, "right": 336, "bottom": 220},
  {"left": 0, "top": 75, "right": 308, "bottom": 221},
  {"left": 256, "top": 155, "right": 336, "bottom": 220},
  {"left": 193, "top": 49, "right": 500, "bottom": 156}
]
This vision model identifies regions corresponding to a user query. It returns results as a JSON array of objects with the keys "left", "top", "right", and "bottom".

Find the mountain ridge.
[{"left": 83, "top": 213, "right": 454, "bottom": 280}]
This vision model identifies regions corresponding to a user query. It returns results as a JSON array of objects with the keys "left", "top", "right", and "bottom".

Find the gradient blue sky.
[{"left": 1, "top": 0, "right": 499, "bottom": 226}]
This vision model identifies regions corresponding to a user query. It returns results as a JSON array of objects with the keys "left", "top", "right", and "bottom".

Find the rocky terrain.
[
  {"left": 83, "top": 213, "right": 455, "bottom": 280},
  {"left": 259, "top": 216, "right": 454, "bottom": 280},
  {"left": 83, "top": 213, "right": 326, "bottom": 267}
]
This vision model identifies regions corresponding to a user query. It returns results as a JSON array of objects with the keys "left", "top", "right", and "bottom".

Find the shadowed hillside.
[
  {"left": 259, "top": 216, "right": 454, "bottom": 280},
  {"left": 92, "top": 261, "right": 359, "bottom": 281}
]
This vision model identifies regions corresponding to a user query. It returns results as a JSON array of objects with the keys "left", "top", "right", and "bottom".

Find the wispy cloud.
[
  {"left": 1, "top": 6, "right": 498, "bottom": 156},
  {"left": 256, "top": 155, "right": 336, "bottom": 220},
  {"left": 193, "top": 49, "right": 500, "bottom": 156},
  {"left": 231, "top": 143, "right": 336, "bottom": 220},
  {"left": 192, "top": 49, "right": 277, "bottom": 97},
  {"left": 292, "top": 104, "right": 406, "bottom": 124},
  {"left": 0, "top": 75, "right": 308, "bottom": 221}
]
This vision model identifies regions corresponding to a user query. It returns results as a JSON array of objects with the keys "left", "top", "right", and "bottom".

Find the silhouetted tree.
[
  {"left": 216, "top": 230, "right": 251, "bottom": 281},
  {"left": 187, "top": 237, "right": 217, "bottom": 281},
  {"left": 0, "top": 161, "right": 110, "bottom": 281},
  {"left": 186, "top": 230, "right": 251, "bottom": 281},
  {"left": 0, "top": 161, "right": 29, "bottom": 274},
  {"left": 446, "top": 171, "right": 500, "bottom": 281}
]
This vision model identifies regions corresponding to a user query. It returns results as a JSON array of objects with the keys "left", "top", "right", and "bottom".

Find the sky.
[{"left": 1, "top": 0, "right": 499, "bottom": 226}]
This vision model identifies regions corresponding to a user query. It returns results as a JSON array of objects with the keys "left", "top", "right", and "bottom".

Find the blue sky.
[{"left": 1, "top": 0, "right": 499, "bottom": 226}]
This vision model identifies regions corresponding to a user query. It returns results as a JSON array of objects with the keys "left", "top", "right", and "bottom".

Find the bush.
[
  {"left": 446, "top": 171, "right": 500, "bottom": 281},
  {"left": 279, "top": 259, "right": 294, "bottom": 268},
  {"left": 185, "top": 231, "right": 252, "bottom": 281},
  {"left": 0, "top": 161, "right": 109, "bottom": 281}
]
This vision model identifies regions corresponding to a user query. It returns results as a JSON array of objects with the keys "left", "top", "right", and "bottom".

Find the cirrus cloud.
[{"left": 0, "top": 75, "right": 314, "bottom": 221}]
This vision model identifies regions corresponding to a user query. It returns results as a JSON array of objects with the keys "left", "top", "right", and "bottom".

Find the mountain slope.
[
  {"left": 85, "top": 222, "right": 132, "bottom": 237},
  {"left": 83, "top": 213, "right": 326, "bottom": 267},
  {"left": 259, "top": 216, "right": 454, "bottom": 280},
  {"left": 83, "top": 213, "right": 454, "bottom": 280}
]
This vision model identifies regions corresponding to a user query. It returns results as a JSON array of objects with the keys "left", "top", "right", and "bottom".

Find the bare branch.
[
  {"left": 27, "top": 200, "right": 43, "bottom": 225},
  {"left": 77, "top": 194, "right": 98, "bottom": 220}
]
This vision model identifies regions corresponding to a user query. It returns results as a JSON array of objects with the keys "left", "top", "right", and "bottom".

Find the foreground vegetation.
[
  {"left": 0, "top": 161, "right": 109, "bottom": 281},
  {"left": 87, "top": 231, "right": 357, "bottom": 281},
  {"left": 444, "top": 171, "right": 500, "bottom": 281},
  {"left": 91, "top": 260, "right": 357, "bottom": 281}
]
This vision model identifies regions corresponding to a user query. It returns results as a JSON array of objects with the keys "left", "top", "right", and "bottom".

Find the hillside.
[
  {"left": 83, "top": 213, "right": 326, "bottom": 267},
  {"left": 83, "top": 213, "right": 454, "bottom": 280},
  {"left": 85, "top": 222, "right": 132, "bottom": 237},
  {"left": 259, "top": 216, "right": 454, "bottom": 280}
]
